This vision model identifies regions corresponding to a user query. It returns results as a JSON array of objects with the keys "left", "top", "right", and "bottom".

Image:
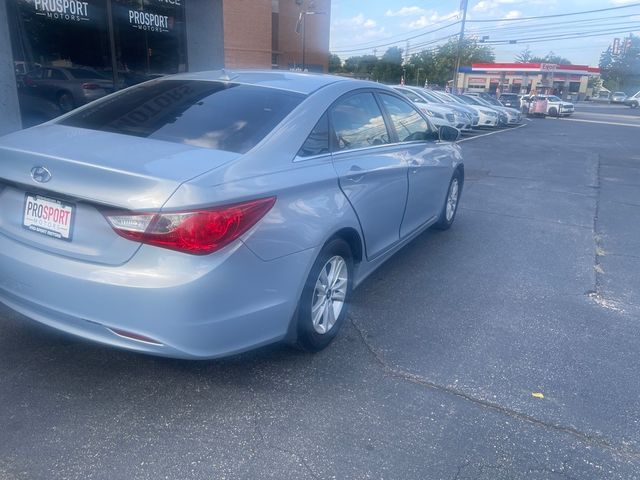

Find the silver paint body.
[{"left": 0, "top": 71, "right": 463, "bottom": 359}]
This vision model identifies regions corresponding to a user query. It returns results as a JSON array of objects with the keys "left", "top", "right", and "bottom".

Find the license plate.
[{"left": 23, "top": 194, "right": 75, "bottom": 241}]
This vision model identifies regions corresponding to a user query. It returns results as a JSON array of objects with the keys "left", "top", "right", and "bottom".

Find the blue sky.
[{"left": 329, "top": 0, "right": 640, "bottom": 66}]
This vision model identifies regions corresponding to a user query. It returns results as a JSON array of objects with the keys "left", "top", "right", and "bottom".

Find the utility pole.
[{"left": 452, "top": 0, "right": 469, "bottom": 94}]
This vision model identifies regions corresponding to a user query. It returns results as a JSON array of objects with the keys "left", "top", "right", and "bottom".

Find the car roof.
[{"left": 165, "top": 69, "right": 377, "bottom": 95}]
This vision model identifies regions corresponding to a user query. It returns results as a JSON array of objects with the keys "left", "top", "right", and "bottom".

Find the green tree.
[
  {"left": 416, "top": 38, "right": 494, "bottom": 87},
  {"left": 530, "top": 51, "right": 572, "bottom": 65},
  {"left": 371, "top": 47, "right": 404, "bottom": 83},
  {"left": 600, "top": 35, "right": 640, "bottom": 92},
  {"left": 343, "top": 54, "right": 379, "bottom": 76},
  {"left": 515, "top": 46, "right": 532, "bottom": 63},
  {"left": 328, "top": 54, "right": 343, "bottom": 73}
]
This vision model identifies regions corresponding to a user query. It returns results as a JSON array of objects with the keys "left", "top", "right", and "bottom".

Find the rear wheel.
[
  {"left": 57, "top": 91, "right": 75, "bottom": 112},
  {"left": 433, "top": 170, "right": 463, "bottom": 230},
  {"left": 631, "top": 101, "right": 639, "bottom": 109},
  {"left": 548, "top": 107, "right": 558, "bottom": 116},
  {"left": 295, "top": 239, "right": 353, "bottom": 352}
]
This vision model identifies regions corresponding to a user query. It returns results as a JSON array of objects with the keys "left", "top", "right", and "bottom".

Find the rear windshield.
[{"left": 59, "top": 79, "right": 305, "bottom": 154}]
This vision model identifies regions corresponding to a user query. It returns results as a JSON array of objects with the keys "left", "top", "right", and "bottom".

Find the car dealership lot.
[{"left": 1, "top": 105, "right": 639, "bottom": 479}]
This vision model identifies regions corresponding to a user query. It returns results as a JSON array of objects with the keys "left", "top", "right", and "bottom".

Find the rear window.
[{"left": 59, "top": 80, "right": 305, "bottom": 154}]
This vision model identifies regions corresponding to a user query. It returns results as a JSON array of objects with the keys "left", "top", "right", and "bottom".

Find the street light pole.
[
  {"left": 452, "top": 0, "right": 469, "bottom": 93},
  {"left": 416, "top": 67, "right": 423, "bottom": 86}
]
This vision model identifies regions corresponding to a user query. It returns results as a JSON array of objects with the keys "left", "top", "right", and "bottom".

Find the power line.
[
  {"left": 482, "top": 27, "right": 640, "bottom": 45},
  {"left": 331, "top": 14, "right": 462, "bottom": 51},
  {"left": 469, "top": 14, "right": 637, "bottom": 36},
  {"left": 466, "top": 2, "right": 640, "bottom": 23},
  {"left": 331, "top": 20, "right": 460, "bottom": 53}
]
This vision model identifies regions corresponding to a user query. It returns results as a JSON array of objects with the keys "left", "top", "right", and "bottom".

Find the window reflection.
[
  {"left": 331, "top": 93, "right": 390, "bottom": 151},
  {"left": 379, "top": 94, "right": 432, "bottom": 143}
]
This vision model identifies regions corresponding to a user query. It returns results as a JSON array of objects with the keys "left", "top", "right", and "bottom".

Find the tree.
[
  {"left": 328, "top": 54, "right": 343, "bottom": 73},
  {"left": 600, "top": 35, "right": 640, "bottom": 92},
  {"left": 372, "top": 47, "right": 404, "bottom": 83},
  {"left": 515, "top": 46, "right": 532, "bottom": 63},
  {"left": 530, "top": 51, "right": 572, "bottom": 65}
]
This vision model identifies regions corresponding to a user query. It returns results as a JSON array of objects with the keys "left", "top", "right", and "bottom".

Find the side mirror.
[{"left": 439, "top": 125, "right": 460, "bottom": 142}]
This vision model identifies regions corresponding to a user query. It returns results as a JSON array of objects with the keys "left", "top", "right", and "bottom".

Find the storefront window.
[{"left": 7, "top": 0, "right": 187, "bottom": 126}]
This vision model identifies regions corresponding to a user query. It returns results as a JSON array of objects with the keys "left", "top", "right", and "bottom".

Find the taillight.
[
  {"left": 105, "top": 197, "right": 276, "bottom": 255},
  {"left": 82, "top": 83, "right": 101, "bottom": 90}
]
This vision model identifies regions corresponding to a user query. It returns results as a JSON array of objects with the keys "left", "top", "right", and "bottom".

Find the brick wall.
[
  {"left": 276, "top": 0, "right": 330, "bottom": 72},
  {"left": 222, "top": 0, "right": 272, "bottom": 69}
]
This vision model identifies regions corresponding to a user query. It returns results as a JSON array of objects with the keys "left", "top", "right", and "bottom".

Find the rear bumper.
[{"left": 0, "top": 233, "right": 315, "bottom": 359}]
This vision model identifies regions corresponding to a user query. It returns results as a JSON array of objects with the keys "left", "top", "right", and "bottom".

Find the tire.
[
  {"left": 433, "top": 170, "right": 463, "bottom": 230},
  {"left": 57, "top": 91, "right": 75, "bottom": 112},
  {"left": 295, "top": 238, "right": 353, "bottom": 352},
  {"left": 548, "top": 107, "right": 558, "bottom": 116},
  {"left": 631, "top": 102, "right": 639, "bottom": 109}
]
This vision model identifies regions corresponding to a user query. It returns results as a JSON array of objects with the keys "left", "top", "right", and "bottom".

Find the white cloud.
[
  {"left": 406, "top": 10, "right": 460, "bottom": 28},
  {"left": 385, "top": 6, "right": 428, "bottom": 17},
  {"left": 333, "top": 13, "right": 378, "bottom": 30},
  {"left": 503, "top": 10, "right": 522, "bottom": 19}
]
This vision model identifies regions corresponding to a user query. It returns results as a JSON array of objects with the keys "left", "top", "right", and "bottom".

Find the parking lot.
[{"left": 1, "top": 103, "right": 639, "bottom": 479}]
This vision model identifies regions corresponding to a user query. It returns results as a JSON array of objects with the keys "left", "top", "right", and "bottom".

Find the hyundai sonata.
[{"left": 0, "top": 70, "right": 463, "bottom": 359}]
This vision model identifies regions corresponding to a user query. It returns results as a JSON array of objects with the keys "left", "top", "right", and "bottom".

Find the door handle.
[{"left": 347, "top": 165, "right": 365, "bottom": 182}]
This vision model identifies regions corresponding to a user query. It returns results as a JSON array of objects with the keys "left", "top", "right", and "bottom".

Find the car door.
[
  {"left": 329, "top": 91, "right": 408, "bottom": 259},
  {"left": 376, "top": 93, "right": 454, "bottom": 238}
]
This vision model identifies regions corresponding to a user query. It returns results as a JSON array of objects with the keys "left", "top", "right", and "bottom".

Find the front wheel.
[
  {"left": 433, "top": 171, "right": 463, "bottom": 230},
  {"left": 631, "top": 102, "right": 639, "bottom": 109},
  {"left": 295, "top": 239, "right": 353, "bottom": 352}
]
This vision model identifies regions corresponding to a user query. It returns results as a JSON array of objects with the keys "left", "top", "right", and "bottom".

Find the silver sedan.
[{"left": 0, "top": 70, "right": 464, "bottom": 359}]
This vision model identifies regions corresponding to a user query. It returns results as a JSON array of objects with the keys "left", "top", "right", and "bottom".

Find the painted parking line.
[
  {"left": 458, "top": 123, "right": 526, "bottom": 143},
  {"left": 561, "top": 118, "right": 640, "bottom": 128}
]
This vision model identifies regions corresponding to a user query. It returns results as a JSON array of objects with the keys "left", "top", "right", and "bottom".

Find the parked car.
[
  {"left": 498, "top": 93, "right": 521, "bottom": 109},
  {"left": 537, "top": 95, "right": 575, "bottom": 116},
  {"left": 464, "top": 93, "right": 523, "bottom": 125},
  {"left": 414, "top": 88, "right": 480, "bottom": 128},
  {"left": 430, "top": 90, "right": 499, "bottom": 127},
  {"left": 21, "top": 66, "right": 116, "bottom": 113},
  {"left": 610, "top": 92, "right": 627, "bottom": 104},
  {"left": 0, "top": 70, "right": 464, "bottom": 359},
  {"left": 456, "top": 94, "right": 508, "bottom": 126},
  {"left": 624, "top": 91, "right": 640, "bottom": 108},
  {"left": 591, "top": 91, "right": 610, "bottom": 102},
  {"left": 393, "top": 85, "right": 472, "bottom": 132}
]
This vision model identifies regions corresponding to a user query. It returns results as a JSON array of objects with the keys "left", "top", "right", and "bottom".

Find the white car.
[
  {"left": 391, "top": 86, "right": 458, "bottom": 129},
  {"left": 537, "top": 95, "right": 574, "bottom": 116},
  {"left": 624, "top": 91, "right": 639, "bottom": 108},
  {"left": 430, "top": 91, "right": 499, "bottom": 128},
  {"left": 465, "top": 93, "right": 523, "bottom": 125},
  {"left": 393, "top": 86, "right": 473, "bottom": 132}
]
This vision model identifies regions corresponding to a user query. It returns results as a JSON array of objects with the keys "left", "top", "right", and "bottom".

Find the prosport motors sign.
[
  {"left": 128, "top": 10, "right": 172, "bottom": 32},
  {"left": 33, "top": 0, "right": 90, "bottom": 22}
]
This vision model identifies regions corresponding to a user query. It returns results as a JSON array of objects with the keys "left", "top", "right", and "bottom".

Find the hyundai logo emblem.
[{"left": 30, "top": 166, "right": 52, "bottom": 183}]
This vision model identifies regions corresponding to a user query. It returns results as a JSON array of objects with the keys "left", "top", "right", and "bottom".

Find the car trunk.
[{"left": 0, "top": 124, "right": 239, "bottom": 265}]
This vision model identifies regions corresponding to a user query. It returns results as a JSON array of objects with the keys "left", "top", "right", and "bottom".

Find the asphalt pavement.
[{"left": 1, "top": 104, "right": 639, "bottom": 479}]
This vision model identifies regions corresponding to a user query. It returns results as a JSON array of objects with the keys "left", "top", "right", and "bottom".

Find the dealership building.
[
  {"left": 0, "top": 0, "right": 330, "bottom": 134},
  {"left": 456, "top": 62, "right": 601, "bottom": 98}
]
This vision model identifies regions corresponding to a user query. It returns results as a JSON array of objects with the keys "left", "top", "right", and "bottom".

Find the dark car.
[
  {"left": 498, "top": 93, "right": 521, "bottom": 109},
  {"left": 21, "top": 67, "right": 116, "bottom": 113}
]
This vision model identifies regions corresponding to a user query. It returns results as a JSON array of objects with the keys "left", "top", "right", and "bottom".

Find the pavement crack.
[
  {"left": 349, "top": 316, "right": 640, "bottom": 460},
  {"left": 253, "top": 419, "right": 322, "bottom": 480}
]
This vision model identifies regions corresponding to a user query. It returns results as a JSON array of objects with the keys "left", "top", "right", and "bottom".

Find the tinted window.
[
  {"left": 379, "top": 94, "right": 432, "bottom": 143},
  {"left": 46, "top": 69, "right": 66, "bottom": 80},
  {"left": 331, "top": 93, "right": 390, "bottom": 151},
  {"left": 396, "top": 88, "right": 425, "bottom": 103},
  {"left": 68, "top": 68, "right": 108, "bottom": 80},
  {"left": 298, "top": 113, "right": 330, "bottom": 157},
  {"left": 59, "top": 80, "right": 305, "bottom": 154}
]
